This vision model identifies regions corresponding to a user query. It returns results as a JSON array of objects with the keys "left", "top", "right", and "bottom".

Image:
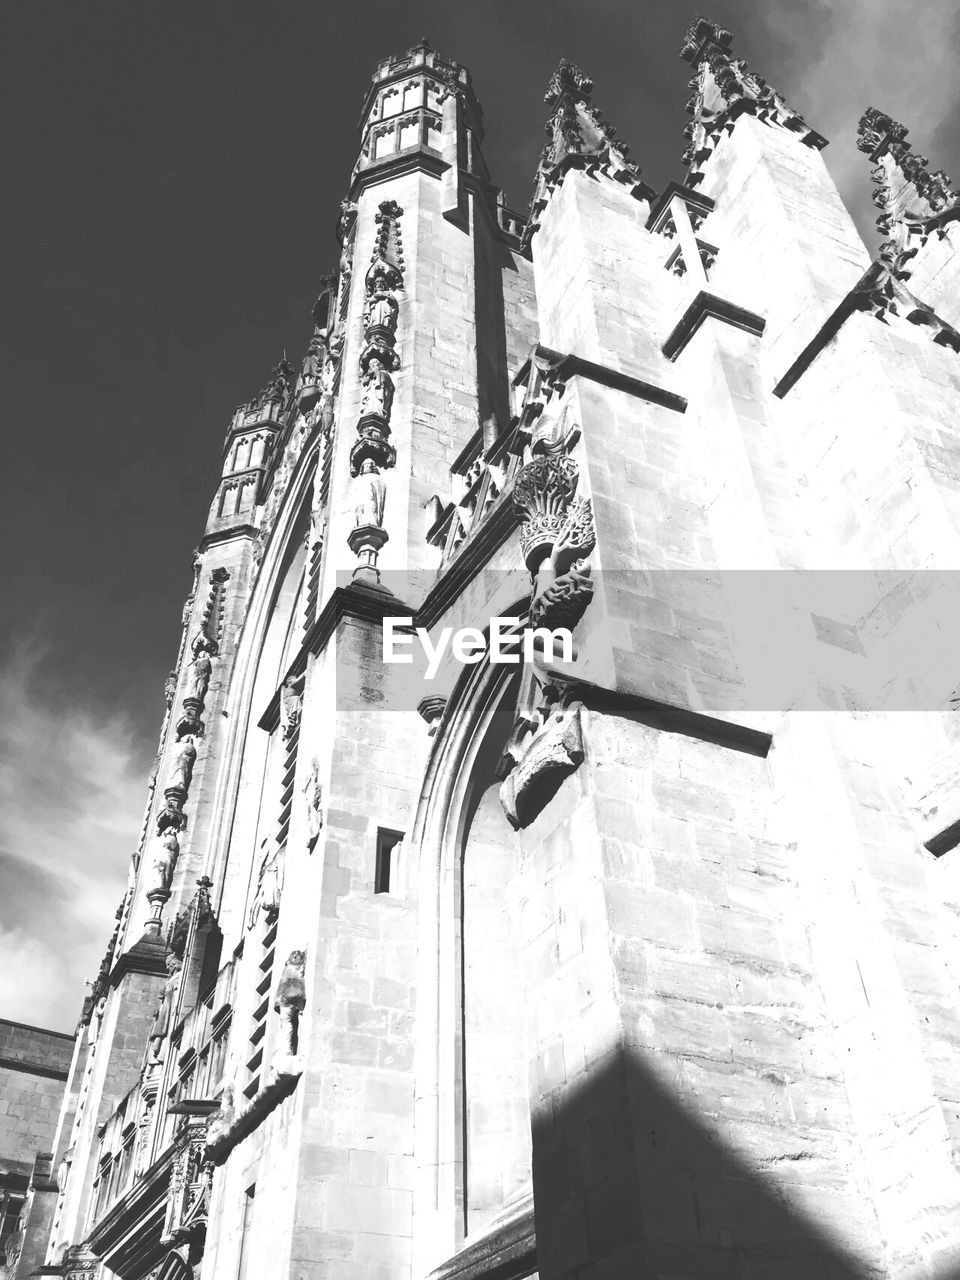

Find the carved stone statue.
[
  {"left": 302, "top": 756, "right": 323, "bottom": 850},
  {"left": 168, "top": 737, "right": 197, "bottom": 794},
  {"left": 360, "top": 360, "right": 394, "bottom": 421},
  {"left": 164, "top": 670, "right": 178, "bottom": 707},
  {"left": 147, "top": 952, "right": 183, "bottom": 1064},
  {"left": 301, "top": 334, "right": 325, "bottom": 382},
  {"left": 248, "top": 838, "right": 283, "bottom": 928},
  {"left": 367, "top": 292, "right": 398, "bottom": 334},
  {"left": 274, "top": 949, "right": 307, "bottom": 1059},
  {"left": 354, "top": 459, "right": 387, "bottom": 529},
  {"left": 185, "top": 650, "right": 213, "bottom": 703},
  {"left": 146, "top": 829, "right": 180, "bottom": 898},
  {"left": 206, "top": 1084, "right": 236, "bottom": 1150},
  {"left": 280, "top": 676, "right": 302, "bottom": 740}
]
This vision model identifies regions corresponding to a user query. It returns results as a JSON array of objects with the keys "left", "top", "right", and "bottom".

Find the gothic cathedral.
[{"left": 17, "top": 18, "right": 960, "bottom": 1280}]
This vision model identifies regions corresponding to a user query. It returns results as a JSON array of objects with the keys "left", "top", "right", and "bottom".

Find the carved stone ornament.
[
  {"left": 354, "top": 458, "right": 387, "bottom": 529},
  {"left": 512, "top": 456, "right": 584, "bottom": 571},
  {"left": 166, "top": 736, "right": 197, "bottom": 796},
  {"left": 147, "top": 829, "right": 180, "bottom": 896},
  {"left": 176, "top": 701, "right": 204, "bottom": 741},
  {"left": 499, "top": 668, "right": 585, "bottom": 830},
  {"left": 147, "top": 951, "right": 183, "bottom": 1063},
  {"left": 302, "top": 755, "right": 323, "bottom": 850},
  {"left": 850, "top": 261, "right": 960, "bottom": 352},
  {"left": 62, "top": 1244, "right": 100, "bottom": 1279},
  {"left": 161, "top": 1120, "right": 211, "bottom": 1248},
  {"left": 856, "top": 107, "right": 959, "bottom": 275},
  {"left": 524, "top": 59, "right": 648, "bottom": 248},
  {"left": 500, "top": 447, "right": 597, "bottom": 828},
  {"left": 248, "top": 839, "right": 284, "bottom": 929},
  {"left": 164, "top": 670, "right": 178, "bottom": 708},
  {"left": 185, "top": 647, "right": 213, "bottom": 703},
  {"left": 360, "top": 361, "right": 395, "bottom": 421},
  {"left": 274, "top": 949, "right": 307, "bottom": 1061},
  {"left": 417, "top": 694, "right": 447, "bottom": 736},
  {"left": 680, "top": 17, "right": 825, "bottom": 187},
  {"left": 280, "top": 675, "right": 303, "bottom": 740},
  {"left": 156, "top": 798, "right": 187, "bottom": 835}
]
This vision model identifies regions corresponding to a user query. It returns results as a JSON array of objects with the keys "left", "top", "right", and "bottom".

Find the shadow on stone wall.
[{"left": 530, "top": 1045, "right": 956, "bottom": 1280}]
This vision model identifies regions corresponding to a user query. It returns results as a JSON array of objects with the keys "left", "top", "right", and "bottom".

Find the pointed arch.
[{"left": 409, "top": 603, "right": 533, "bottom": 1271}]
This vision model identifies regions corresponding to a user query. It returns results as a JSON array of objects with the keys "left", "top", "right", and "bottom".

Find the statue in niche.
[
  {"left": 280, "top": 675, "right": 302, "bottom": 740},
  {"left": 168, "top": 737, "right": 197, "bottom": 794},
  {"left": 146, "top": 829, "right": 180, "bottom": 898},
  {"left": 274, "top": 949, "right": 307, "bottom": 1060},
  {"left": 301, "top": 334, "right": 326, "bottom": 383},
  {"left": 302, "top": 756, "right": 323, "bottom": 850},
  {"left": 185, "top": 648, "right": 213, "bottom": 702},
  {"left": 164, "top": 671, "right": 178, "bottom": 707},
  {"left": 147, "top": 952, "right": 183, "bottom": 1065},
  {"left": 367, "top": 291, "right": 398, "bottom": 334},
  {"left": 360, "top": 359, "right": 394, "bottom": 421},
  {"left": 354, "top": 459, "right": 386, "bottom": 529}
]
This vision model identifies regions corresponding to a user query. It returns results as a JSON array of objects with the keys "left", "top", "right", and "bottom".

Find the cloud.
[
  {"left": 0, "top": 634, "right": 145, "bottom": 1030},
  {"left": 760, "top": 0, "right": 960, "bottom": 237}
]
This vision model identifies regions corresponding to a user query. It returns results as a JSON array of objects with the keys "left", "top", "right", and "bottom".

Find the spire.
[
  {"left": 856, "top": 108, "right": 959, "bottom": 274},
  {"left": 524, "top": 60, "right": 651, "bottom": 247},
  {"left": 679, "top": 16, "right": 826, "bottom": 187}
]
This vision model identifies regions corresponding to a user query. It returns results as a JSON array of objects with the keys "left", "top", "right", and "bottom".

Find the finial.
[
  {"left": 679, "top": 16, "right": 733, "bottom": 64},
  {"left": 855, "top": 106, "right": 959, "bottom": 265},
  {"left": 856, "top": 108, "right": 909, "bottom": 161},
  {"left": 544, "top": 60, "right": 594, "bottom": 108}
]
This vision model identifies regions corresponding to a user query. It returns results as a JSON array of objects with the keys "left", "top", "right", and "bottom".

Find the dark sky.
[{"left": 2, "top": 0, "right": 958, "bottom": 1029}]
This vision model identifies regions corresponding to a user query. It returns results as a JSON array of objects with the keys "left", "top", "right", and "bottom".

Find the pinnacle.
[
  {"left": 544, "top": 60, "right": 594, "bottom": 108},
  {"left": 679, "top": 15, "right": 733, "bottom": 63},
  {"left": 856, "top": 108, "right": 909, "bottom": 158}
]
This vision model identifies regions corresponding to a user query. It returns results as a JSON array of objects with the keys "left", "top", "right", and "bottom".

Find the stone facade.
[
  {"left": 17, "top": 20, "right": 960, "bottom": 1280},
  {"left": 0, "top": 1020, "right": 74, "bottom": 1279}
]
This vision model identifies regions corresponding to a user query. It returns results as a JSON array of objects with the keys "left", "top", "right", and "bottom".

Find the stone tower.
[{"left": 27, "top": 19, "right": 960, "bottom": 1280}]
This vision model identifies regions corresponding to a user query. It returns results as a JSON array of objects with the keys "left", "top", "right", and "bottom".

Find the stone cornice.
[
  {"left": 206, "top": 1067, "right": 301, "bottom": 1166},
  {"left": 579, "top": 681, "right": 771, "bottom": 758},
  {"left": 646, "top": 181, "right": 715, "bottom": 233},
  {"left": 349, "top": 149, "right": 449, "bottom": 199},
  {"left": 774, "top": 260, "right": 960, "bottom": 398},
  {"left": 428, "top": 1197, "right": 536, "bottom": 1280},
  {"left": 109, "top": 936, "right": 169, "bottom": 987},
  {"left": 258, "top": 584, "right": 414, "bottom": 730},
  {"left": 0, "top": 1055, "right": 69, "bottom": 1082},
  {"left": 554, "top": 350, "right": 688, "bottom": 412},
  {"left": 197, "top": 523, "right": 258, "bottom": 553},
  {"left": 662, "top": 291, "right": 766, "bottom": 361}
]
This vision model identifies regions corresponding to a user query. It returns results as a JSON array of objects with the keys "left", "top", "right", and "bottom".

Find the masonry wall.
[{"left": 0, "top": 1022, "right": 72, "bottom": 1175}]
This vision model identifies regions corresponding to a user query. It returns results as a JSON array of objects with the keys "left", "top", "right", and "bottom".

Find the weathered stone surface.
[{"left": 32, "top": 22, "right": 960, "bottom": 1280}]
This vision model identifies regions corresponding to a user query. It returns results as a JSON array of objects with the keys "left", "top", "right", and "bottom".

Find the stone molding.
[
  {"left": 662, "top": 290, "right": 766, "bottom": 361},
  {"left": 774, "top": 260, "right": 960, "bottom": 398}
]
